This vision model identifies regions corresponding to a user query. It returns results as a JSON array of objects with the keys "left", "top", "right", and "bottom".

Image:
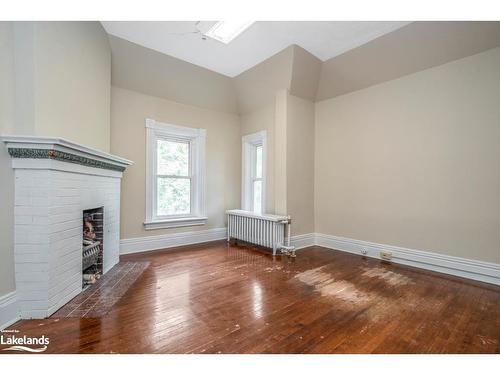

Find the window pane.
[
  {"left": 253, "top": 180, "right": 262, "bottom": 213},
  {"left": 157, "top": 177, "right": 190, "bottom": 216},
  {"left": 157, "top": 139, "right": 189, "bottom": 176},
  {"left": 255, "top": 145, "right": 263, "bottom": 178}
]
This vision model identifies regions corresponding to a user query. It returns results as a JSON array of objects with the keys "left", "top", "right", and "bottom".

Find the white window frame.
[
  {"left": 144, "top": 118, "right": 207, "bottom": 230},
  {"left": 241, "top": 130, "right": 267, "bottom": 213}
]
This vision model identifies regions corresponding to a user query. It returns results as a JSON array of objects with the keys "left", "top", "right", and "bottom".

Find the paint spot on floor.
[
  {"left": 361, "top": 266, "right": 413, "bottom": 286},
  {"left": 477, "top": 335, "right": 498, "bottom": 345},
  {"left": 264, "top": 265, "right": 283, "bottom": 272},
  {"left": 294, "top": 265, "right": 332, "bottom": 285},
  {"left": 294, "top": 266, "right": 371, "bottom": 304},
  {"left": 318, "top": 280, "right": 372, "bottom": 303}
]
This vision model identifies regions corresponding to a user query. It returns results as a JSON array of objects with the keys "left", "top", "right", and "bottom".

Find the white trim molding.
[
  {"left": 241, "top": 130, "right": 267, "bottom": 213},
  {"left": 290, "top": 233, "right": 316, "bottom": 250},
  {"left": 144, "top": 216, "right": 208, "bottom": 230},
  {"left": 145, "top": 119, "right": 207, "bottom": 230},
  {"left": 120, "top": 227, "right": 227, "bottom": 255},
  {"left": 0, "top": 291, "right": 20, "bottom": 330},
  {"left": 305, "top": 233, "right": 500, "bottom": 286},
  {"left": 2, "top": 135, "right": 133, "bottom": 170}
]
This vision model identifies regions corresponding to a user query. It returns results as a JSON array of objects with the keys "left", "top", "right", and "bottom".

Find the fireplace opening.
[{"left": 82, "top": 207, "right": 104, "bottom": 288}]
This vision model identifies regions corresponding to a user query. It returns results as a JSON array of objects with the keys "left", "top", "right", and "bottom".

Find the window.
[
  {"left": 145, "top": 119, "right": 206, "bottom": 229},
  {"left": 242, "top": 131, "right": 266, "bottom": 213},
  {"left": 204, "top": 21, "right": 254, "bottom": 44}
]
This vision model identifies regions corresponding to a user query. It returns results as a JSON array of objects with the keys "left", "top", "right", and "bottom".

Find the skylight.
[{"left": 204, "top": 21, "right": 254, "bottom": 44}]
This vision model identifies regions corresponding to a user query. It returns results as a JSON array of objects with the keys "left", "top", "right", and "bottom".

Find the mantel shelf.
[{"left": 2, "top": 135, "right": 133, "bottom": 172}]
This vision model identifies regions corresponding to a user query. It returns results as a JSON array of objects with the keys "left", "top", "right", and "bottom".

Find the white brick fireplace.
[{"left": 2, "top": 136, "right": 132, "bottom": 319}]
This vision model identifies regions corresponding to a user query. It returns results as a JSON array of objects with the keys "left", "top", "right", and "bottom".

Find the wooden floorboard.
[{"left": 3, "top": 241, "right": 500, "bottom": 353}]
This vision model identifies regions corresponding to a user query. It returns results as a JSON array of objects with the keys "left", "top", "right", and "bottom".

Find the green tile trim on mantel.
[{"left": 8, "top": 148, "right": 126, "bottom": 172}]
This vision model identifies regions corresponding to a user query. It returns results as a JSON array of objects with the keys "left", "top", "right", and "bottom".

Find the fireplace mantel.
[
  {"left": 2, "top": 135, "right": 132, "bottom": 319},
  {"left": 2, "top": 135, "right": 133, "bottom": 174}
]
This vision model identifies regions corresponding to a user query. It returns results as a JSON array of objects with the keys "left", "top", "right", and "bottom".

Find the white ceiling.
[{"left": 101, "top": 21, "right": 410, "bottom": 77}]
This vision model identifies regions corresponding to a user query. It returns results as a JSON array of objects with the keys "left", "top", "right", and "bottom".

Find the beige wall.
[
  {"left": 240, "top": 104, "right": 276, "bottom": 214},
  {"left": 10, "top": 22, "right": 111, "bottom": 151},
  {"left": 273, "top": 90, "right": 288, "bottom": 215},
  {"left": 0, "top": 146, "right": 15, "bottom": 296},
  {"left": 1, "top": 22, "right": 14, "bottom": 134},
  {"left": 33, "top": 22, "right": 111, "bottom": 152},
  {"left": 315, "top": 47, "right": 500, "bottom": 263},
  {"left": 287, "top": 94, "right": 315, "bottom": 235},
  {"left": 111, "top": 86, "right": 241, "bottom": 239},
  {"left": 0, "top": 22, "right": 15, "bottom": 296},
  {"left": 234, "top": 47, "right": 294, "bottom": 115}
]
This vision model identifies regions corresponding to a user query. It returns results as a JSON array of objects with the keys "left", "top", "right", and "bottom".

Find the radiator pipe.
[{"left": 279, "top": 216, "right": 296, "bottom": 257}]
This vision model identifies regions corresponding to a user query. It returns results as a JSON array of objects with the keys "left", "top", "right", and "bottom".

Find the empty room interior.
[{"left": 1, "top": 20, "right": 500, "bottom": 355}]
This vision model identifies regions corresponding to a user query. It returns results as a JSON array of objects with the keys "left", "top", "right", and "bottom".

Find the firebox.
[{"left": 82, "top": 207, "right": 104, "bottom": 287}]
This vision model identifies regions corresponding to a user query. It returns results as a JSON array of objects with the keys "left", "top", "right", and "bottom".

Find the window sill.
[{"left": 143, "top": 216, "right": 208, "bottom": 230}]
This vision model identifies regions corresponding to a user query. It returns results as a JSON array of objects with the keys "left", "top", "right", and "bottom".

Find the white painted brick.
[
  {"left": 48, "top": 227, "right": 80, "bottom": 243},
  {"left": 15, "top": 215, "right": 33, "bottom": 225},
  {"left": 31, "top": 197, "right": 50, "bottom": 207},
  {"left": 49, "top": 212, "right": 80, "bottom": 224},
  {"left": 16, "top": 224, "right": 49, "bottom": 235},
  {"left": 49, "top": 274, "right": 78, "bottom": 296},
  {"left": 50, "top": 265, "right": 81, "bottom": 289},
  {"left": 49, "top": 195, "right": 81, "bottom": 206},
  {"left": 18, "top": 290, "right": 48, "bottom": 302},
  {"left": 16, "top": 262, "right": 49, "bottom": 273},
  {"left": 49, "top": 204, "right": 80, "bottom": 215},
  {"left": 13, "top": 166, "right": 123, "bottom": 318},
  {"left": 20, "top": 300, "right": 49, "bottom": 311},
  {"left": 54, "top": 188, "right": 80, "bottom": 197},
  {"left": 15, "top": 270, "right": 49, "bottom": 282},
  {"left": 15, "top": 232, "right": 50, "bottom": 245},
  {"left": 32, "top": 178, "right": 51, "bottom": 188},
  {"left": 21, "top": 310, "right": 48, "bottom": 319},
  {"left": 17, "top": 281, "right": 50, "bottom": 292},
  {"left": 14, "top": 196, "right": 32, "bottom": 206},
  {"left": 53, "top": 255, "right": 81, "bottom": 275},
  {"left": 33, "top": 216, "right": 50, "bottom": 225},
  {"left": 15, "top": 175, "right": 34, "bottom": 187},
  {"left": 15, "top": 206, "right": 48, "bottom": 216},
  {"left": 49, "top": 278, "right": 80, "bottom": 305},
  {"left": 16, "top": 252, "right": 49, "bottom": 263},
  {"left": 50, "top": 219, "right": 80, "bottom": 234},
  {"left": 16, "top": 244, "right": 50, "bottom": 254},
  {"left": 55, "top": 283, "right": 81, "bottom": 304},
  {"left": 15, "top": 188, "right": 32, "bottom": 198}
]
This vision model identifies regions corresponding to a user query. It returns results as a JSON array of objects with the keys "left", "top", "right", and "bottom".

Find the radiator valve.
[{"left": 280, "top": 245, "right": 296, "bottom": 257}]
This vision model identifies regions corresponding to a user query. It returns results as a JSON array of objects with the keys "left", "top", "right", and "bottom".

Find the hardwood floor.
[{"left": 3, "top": 241, "right": 500, "bottom": 353}]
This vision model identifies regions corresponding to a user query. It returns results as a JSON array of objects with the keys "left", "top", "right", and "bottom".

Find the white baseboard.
[
  {"left": 120, "top": 227, "right": 227, "bottom": 255},
  {"left": 290, "top": 233, "right": 316, "bottom": 250},
  {"left": 313, "top": 233, "right": 500, "bottom": 286},
  {"left": 0, "top": 291, "right": 20, "bottom": 330},
  {"left": 120, "top": 227, "right": 500, "bottom": 286}
]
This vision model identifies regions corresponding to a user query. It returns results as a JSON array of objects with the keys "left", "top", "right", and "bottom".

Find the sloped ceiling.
[
  {"left": 109, "top": 35, "right": 238, "bottom": 114},
  {"left": 316, "top": 22, "right": 500, "bottom": 101},
  {"left": 102, "top": 21, "right": 409, "bottom": 77},
  {"left": 108, "top": 21, "right": 500, "bottom": 114}
]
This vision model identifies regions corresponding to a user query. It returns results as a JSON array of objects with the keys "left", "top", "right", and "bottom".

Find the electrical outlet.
[{"left": 380, "top": 251, "right": 392, "bottom": 261}]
